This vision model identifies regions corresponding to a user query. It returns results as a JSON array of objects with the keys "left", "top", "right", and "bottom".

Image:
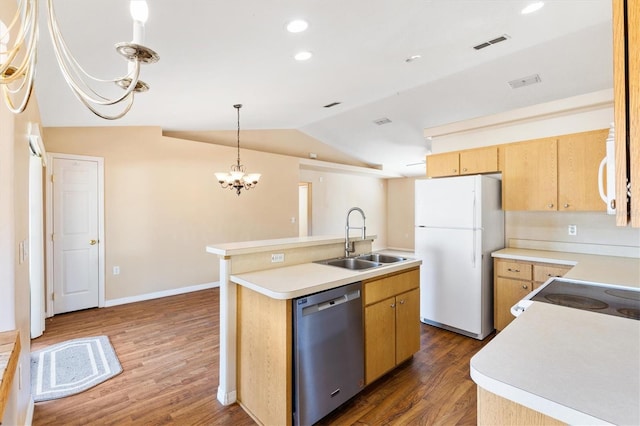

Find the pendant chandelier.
[
  {"left": 0, "top": 0, "right": 159, "bottom": 119},
  {"left": 215, "top": 104, "right": 261, "bottom": 196}
]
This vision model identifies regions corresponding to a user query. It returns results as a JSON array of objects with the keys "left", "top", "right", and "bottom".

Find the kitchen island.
[
  {"left": 471, "top": 248, "right": 640, "bottom": 425},
  {"left": 206, "top": 235, "right": 421, "bottom": 426}
]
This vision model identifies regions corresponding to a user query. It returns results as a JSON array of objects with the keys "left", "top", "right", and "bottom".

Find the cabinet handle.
[
  {"left": 462, "top": 168, "right": 467, "bottom": 172},
  {"left": 399, "top": 300, "right": 405, "bottom": 305},
  {"left": 547, "top": 274, "right": 561, "bottom": 277},
  {"left": 507, "top": 268, "right": 520, "bottom": 273},
  {"left": 611, "top": 199, "right": 616, "bottom": 210},
  {"left": 563, "top": 203, "right": 569, "bottom": 208},
  {"left": 547, "top": 203, "right": 554, "bottom": 209},
  {"left": 390, "top": 303, "right": 396, "bottom": 308},
  {"left": 452, "top": 169, "right": 457, "bottom": 173},
  {"left": 522, "top": 284, "right": 528, "bottom": 289}
]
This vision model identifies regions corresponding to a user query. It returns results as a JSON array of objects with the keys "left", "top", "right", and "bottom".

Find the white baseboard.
[{"left": 104, "top": 282, "right": 219, "bottom": 307}]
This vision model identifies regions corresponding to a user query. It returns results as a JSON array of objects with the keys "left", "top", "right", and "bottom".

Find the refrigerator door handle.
[
  {"left": 472, "top": 229, "right": 477, "bottom": 268},
  {"left": 472, "top": 191, "right": 477, "bottom": 268}
]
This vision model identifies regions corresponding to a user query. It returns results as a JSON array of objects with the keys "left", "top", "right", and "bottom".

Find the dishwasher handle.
[{"left": 302, "top": 289, "right": 361, "bottom": 316}]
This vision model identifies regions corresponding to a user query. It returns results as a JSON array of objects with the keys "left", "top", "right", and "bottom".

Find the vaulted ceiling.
[{"left": 34, "top": 0, "right": 613, "bottom": 176}]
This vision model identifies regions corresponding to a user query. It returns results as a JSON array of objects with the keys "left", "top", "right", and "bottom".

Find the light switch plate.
[
  {"left": 271, "top": 253, "right": 285, "bottom": 263},
  {"left": 568, "top": 224, "right": 577, "bottom": 236}
]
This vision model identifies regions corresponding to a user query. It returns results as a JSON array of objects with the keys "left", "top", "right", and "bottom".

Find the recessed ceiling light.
[
  {"left": 294, "top": 51, "right": 312, "bottom": 61},
  {"left": 286, "top": 19, "right": 309, "bottom": 33},
  {"left": 521, "top": 2, "right": 544, "bottom": 14}
]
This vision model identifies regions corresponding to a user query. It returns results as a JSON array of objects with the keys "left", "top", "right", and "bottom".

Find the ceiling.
[{"left": 34, "top": 0, "right": 614, "bottom": 176}]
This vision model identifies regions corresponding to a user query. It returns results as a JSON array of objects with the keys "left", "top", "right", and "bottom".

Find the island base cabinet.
[
  {"left": 477, "top": 387, "right": 565, "bottom": 426},
  {"left": 237, "top": 285, "right": 292, "bottom": 426},
  {"left": 364, "top": 268, "right": 420, "bottom": 385}
]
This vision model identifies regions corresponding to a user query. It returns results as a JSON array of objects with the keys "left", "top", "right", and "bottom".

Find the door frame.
[{"left": 45, "top": 152, "right": 106, "bottom": 317}]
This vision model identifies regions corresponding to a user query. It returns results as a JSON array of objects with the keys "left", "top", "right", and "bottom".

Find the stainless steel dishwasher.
[{"left": 293, "top": 281, "right": 364, "bottom": 426}]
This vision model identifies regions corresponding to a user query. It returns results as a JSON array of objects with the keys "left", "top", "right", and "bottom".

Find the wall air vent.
[
  {"left": 323, "top": 102, "right": 342, "bottom": 108},
  {"left": 373, "top": 117, "right": 392, "bottom": 125},
  {"left": 508, "top": 74, "right": 542, "bottom": 89},
  {"left": 473, "top": 34, "right": 510, "bottom": 50}
]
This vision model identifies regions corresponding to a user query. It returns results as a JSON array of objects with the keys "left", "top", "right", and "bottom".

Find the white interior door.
[{"left": 52, "top": 157, "right": 101, "bottom": 314}]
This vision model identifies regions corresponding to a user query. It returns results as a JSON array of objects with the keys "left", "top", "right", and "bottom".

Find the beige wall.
[
  {"left": 299, "top": 169, "right": 388, "bottom": 251},
  {"left": 43, "top": 127, "right": 300, "bottom": 301},
  {"left": 387, "top": 177, "right": 416, "bottom": 251}
]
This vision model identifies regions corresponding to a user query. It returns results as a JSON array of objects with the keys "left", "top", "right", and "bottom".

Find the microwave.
[{"left": 598, "top": 124, "right": 616, "bottom": 215}]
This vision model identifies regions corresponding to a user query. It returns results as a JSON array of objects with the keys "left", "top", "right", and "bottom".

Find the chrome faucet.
[{"left": 345, "top": 207, "right": 366, "bottom": 258}]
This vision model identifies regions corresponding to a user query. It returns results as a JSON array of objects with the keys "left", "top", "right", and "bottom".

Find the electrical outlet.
[
  {"left": 568, "top": 224, "right": 577, "bottom": 236},
  {"left": 113, "top": 266, "right": 120, "bottom": 275},
  {"left": 271, "top": 253, "right": 285, "bottom": 263}
]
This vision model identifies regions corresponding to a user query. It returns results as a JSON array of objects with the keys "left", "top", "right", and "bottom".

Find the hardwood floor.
[{"left": 32, "top": 289, "right": 493, "bottom": 425}]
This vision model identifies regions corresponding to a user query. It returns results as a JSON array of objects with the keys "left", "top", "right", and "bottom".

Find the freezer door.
[
  {"left": 416, "top": 227, "right": 483, "bottom": 335},
  {"left": 415, "top": 176, "right": 479, "bottom": 229}
]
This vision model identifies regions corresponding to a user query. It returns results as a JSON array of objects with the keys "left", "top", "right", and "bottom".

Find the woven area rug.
[{"left": 31, "top": 335, "right": 122, "bottom": 402}]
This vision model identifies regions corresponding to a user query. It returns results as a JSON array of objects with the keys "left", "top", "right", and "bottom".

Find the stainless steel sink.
[
  {"left": 315, "top": 257, "right": 382, "bottom": 270},
  {"left": 356, "top": 253, "right": 407, "bottom": 263}
]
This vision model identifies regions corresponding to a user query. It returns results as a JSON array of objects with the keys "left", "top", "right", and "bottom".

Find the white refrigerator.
[{"left": 415, "top": 175, "right": 504, "bottom": 340}]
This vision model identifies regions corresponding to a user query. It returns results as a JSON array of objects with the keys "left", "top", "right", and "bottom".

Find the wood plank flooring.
[{"left": 32, "top": 288, "right": 493, "bottom": 425}]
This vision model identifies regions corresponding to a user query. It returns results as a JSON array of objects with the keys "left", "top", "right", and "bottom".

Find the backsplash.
[{"left": 505, "top": 211, "right": 640, "bottom": 258}]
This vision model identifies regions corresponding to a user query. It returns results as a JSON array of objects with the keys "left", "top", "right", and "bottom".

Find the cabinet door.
[
  {"left": 503, "top": 138, "right": 558, "bottom": 211},
  {"left": 558, "top": 130, "right": 608, "bottom": 211},
  {"left": 494, "top": 277, "right": 532, "bottom": 331},
  {"left": 426, "top": 152, "right": 459, "bottom": 177},
  {"left": 365, "top": 297, "right": 396, "bottom": 384},
  {"left": 395, "top": 288, "right": 420, "bottom": 363},
  {"left": 460, "top": 146, "right": 498, "bottom": 175}
]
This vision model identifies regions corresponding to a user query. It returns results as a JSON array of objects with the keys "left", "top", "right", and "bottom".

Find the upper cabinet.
[
  {"left": 613, "top": 0, "right": 639, "bottom": 227},
  {"left": 426, "top": 146, "right": 498, "bottom": 178},
  {"left": 502, "top": 129, "right": 607, "bottom": 211},
  {"left": 503, "top": 137, "right": 558, "bottom": 211}
]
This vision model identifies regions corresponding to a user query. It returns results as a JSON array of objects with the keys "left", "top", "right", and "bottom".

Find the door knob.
[{"left": 90, "top": 239, "right": 98, "bottom": 245}]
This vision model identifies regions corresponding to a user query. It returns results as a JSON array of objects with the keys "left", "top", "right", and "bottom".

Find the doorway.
[
  {"left": 299, "top": 182, "right": 312, "bottom": 237},
  {"left": 46, "top": 153, "right": 105, "bottom": 315}
]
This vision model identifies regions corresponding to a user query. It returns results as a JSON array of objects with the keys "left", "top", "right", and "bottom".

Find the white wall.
[{"left": 299, "top": 169, "right": 387, "bottom": 251}]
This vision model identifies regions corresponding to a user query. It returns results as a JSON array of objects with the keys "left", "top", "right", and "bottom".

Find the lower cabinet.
[
  {"left": 363, "top": 267, "right": 420, "bottom": 385},
  {"left": 494, "top": 259, "right": 571, "bottom": 331}
]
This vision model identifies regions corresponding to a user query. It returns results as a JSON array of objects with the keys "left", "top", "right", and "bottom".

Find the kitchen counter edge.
[{"left": 231, "top": 259, "right": 422, "bottom": 300}]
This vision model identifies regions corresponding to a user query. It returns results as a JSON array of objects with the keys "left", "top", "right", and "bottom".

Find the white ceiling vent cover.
[
  {"left": 373, "top": 117, "right": 392, "bottom": 125},
  {"left": 508, "top": 74, "right": 542, "bottom": 89}
]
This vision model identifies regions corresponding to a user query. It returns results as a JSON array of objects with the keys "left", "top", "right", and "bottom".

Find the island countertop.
[
  {"left": 471, "top": 302, "right": 640, "bottom": 425},
  {"left": 475, "top": 248, "right": 640, "bottom": 425},
  {"left": 231, "top": 258, "right": 421, "bottom": 299}
]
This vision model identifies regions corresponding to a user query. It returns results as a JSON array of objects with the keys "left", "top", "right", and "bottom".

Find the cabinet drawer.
[
  {"left": 533, "top": 264, "right": 571, "bottom": 283},
  {"left": 496, "top": 260, "right": 532, "bottom": 280},
  {"left": 364, "top": 268, "right": 419, "bottom": 305}
]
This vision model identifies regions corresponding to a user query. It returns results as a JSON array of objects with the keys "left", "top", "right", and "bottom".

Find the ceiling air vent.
[
  {"left": 508, "top": 74, "right": 542, "bottom": 89},
  {"left": 473, "top": 34, "right": 510, "bottom": 50},
  {"left": 373, "top": 117, "right": 392, "bottom": 125},
  {"left": 323, "top": 102, "right": 341, "bottom": 108}
]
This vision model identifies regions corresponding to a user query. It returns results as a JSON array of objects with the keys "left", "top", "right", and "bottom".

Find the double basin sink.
[{"left": 315, "top": 253, "right": 408, "bottom": 270}]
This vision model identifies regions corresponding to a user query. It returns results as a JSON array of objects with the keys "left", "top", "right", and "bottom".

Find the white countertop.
[
  {"left": 474, "top": 248, "right": 640, "bottom": 424},
  {"left": 471, "top": 302, "right": 640, "bottom": 425},
  {"left": 231, "top": 258, "right": 421, "bottom": 299},
  {"left": 206, "top": 234, "right": 376, "bottom": 256},
  {"left": 492, "top": 248, "right": 640, "bottom": 288}
]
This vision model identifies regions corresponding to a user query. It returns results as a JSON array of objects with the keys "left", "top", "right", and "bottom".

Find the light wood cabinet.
[
  {"left": 613, "top": 0, "right": 639, "bottom": 227},
  {"left": 364, "top": 267, "right": 420, "bottom": 384},
  {"left": 494, "top": 259, "right": 571, "bottom": 331},
  {"left": 426, "top": 146, "right": 498, "bottom": 178},
  {"left": 503, "top": 130, "right": 607, "bottom": 211}
]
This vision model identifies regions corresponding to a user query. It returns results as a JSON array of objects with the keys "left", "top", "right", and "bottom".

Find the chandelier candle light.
[
  {"left": 0, "top": 0, "right": 159, "bottom": 118},
  {"left": 215, "top": 104, "right": 261, "bottom": 196}
]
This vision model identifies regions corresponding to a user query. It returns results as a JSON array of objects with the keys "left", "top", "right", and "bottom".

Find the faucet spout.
[{"left": 345, "top": 207, "right": 366, "bottom": 257}]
